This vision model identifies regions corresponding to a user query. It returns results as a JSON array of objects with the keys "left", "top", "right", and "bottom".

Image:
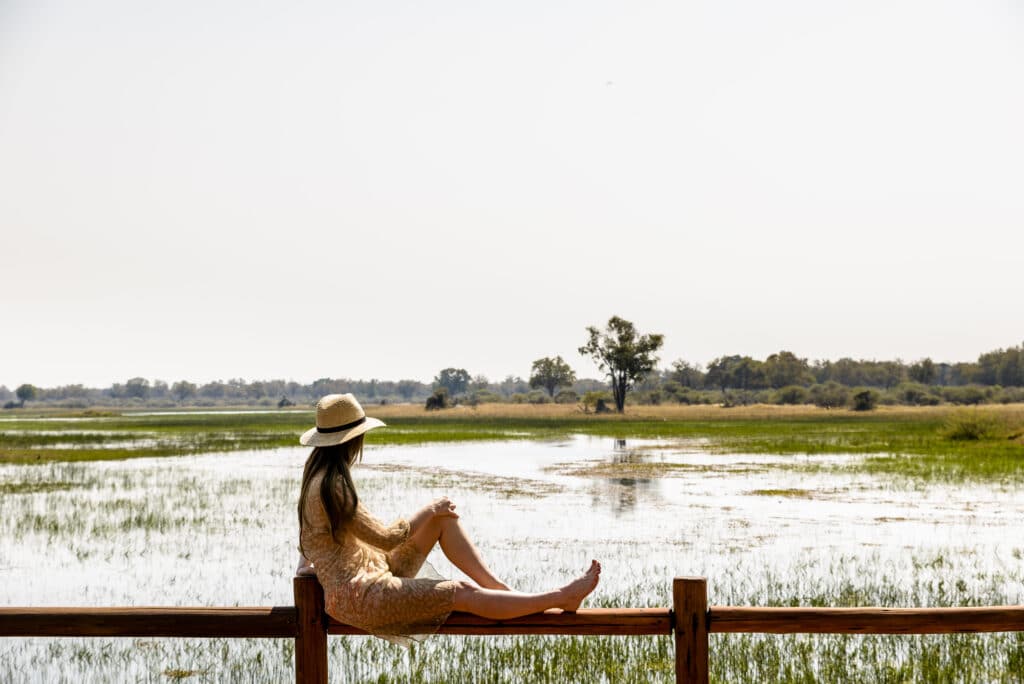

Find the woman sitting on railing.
[{"left": 295, "top": 394, "right": 601, "bottom": 643}]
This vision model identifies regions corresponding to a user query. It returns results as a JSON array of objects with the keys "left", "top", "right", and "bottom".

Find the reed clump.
[{"left": 940, "top": 410, "right": 1008, "bottom": 441}]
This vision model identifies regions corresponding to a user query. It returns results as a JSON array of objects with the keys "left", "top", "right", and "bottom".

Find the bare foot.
[{"left": 557, "top": 560, "right": 601, "bottom": 612}]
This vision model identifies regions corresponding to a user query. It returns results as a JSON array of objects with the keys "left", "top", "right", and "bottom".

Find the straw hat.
[{"left": 300, "top": 394, "right": 385, "bottom": 447}]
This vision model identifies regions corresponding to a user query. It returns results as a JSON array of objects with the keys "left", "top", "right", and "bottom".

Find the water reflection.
[
  {"left": 592, "top": 438, "right": 659, "bottom": 514},
  {"left": 588, "top": 476, "right": 658, "bottom": 514}
]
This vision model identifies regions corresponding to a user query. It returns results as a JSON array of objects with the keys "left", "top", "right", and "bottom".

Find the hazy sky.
[{"left": 2, "top": 0, "right": 1022, "bottom": 389}]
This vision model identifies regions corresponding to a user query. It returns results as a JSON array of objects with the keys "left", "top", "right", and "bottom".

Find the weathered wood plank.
[
  {"left": 0, "top": 607, "right": 297, "bottom": 638},
  {"left": 674, "top": 577, "right": 709, "bottom": 684},
  {"left": 327, "top": 608, "right": 672, "bottom": 636},
  {"left": 293, "top": 576, "right": 328, "bottom": 684},
  {"left": 709, "top": 606, "right": 1024, "bottom": 634}
]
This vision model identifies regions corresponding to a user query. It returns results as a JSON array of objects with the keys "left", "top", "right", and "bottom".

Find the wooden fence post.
[
  {"left": 673, "top": 577, "right": 709, "bottom": 684},
  {"left": 294, "top": 575, "right": 327, "bottom": 684}
]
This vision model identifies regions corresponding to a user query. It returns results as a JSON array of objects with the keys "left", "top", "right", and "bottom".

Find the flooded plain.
[{"left": 1, "top": 436, "right": 1022, "bottom": 682}]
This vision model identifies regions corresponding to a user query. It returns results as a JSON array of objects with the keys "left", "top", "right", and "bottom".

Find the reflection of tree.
[{"left": 590, "top": 439, "right": 659, "bottom": 514}]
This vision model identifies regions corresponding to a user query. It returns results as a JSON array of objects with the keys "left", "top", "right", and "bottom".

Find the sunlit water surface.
[{"left": 1, "top": 436, "right": 1022, "bottom": 682}]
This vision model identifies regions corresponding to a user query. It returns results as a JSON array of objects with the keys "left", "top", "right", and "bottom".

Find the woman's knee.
[{"left": 438, "top": 515, "right": 461, "bottom": 532}]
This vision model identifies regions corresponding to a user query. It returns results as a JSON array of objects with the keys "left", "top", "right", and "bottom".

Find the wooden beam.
[
  {"left": 0, "top": 606, "right": 297, "bottom": 638},
  {"left": 327, "top": 608, "right": 672, "bottom": 636},
  {"left": 709, "top": 606, "right": 1024, "bottom": 634},
  {"left": 673, "top": 577, "right": 709, "bottom": 684},
  {"left": 293, "top": 576, "right": 328, "bottom": 684}
]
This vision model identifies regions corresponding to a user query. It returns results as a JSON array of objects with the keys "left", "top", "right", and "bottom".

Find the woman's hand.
[
  {"left": 407, "top": 496, "right": 459, "bottom": 534},
  {"left": 429, "top": 496, "right": 459, "bottom": 519}
]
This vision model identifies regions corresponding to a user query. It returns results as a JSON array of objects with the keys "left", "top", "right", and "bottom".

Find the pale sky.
[{"left": 1, "top": 0, "right": 1022, "bottom": 389}]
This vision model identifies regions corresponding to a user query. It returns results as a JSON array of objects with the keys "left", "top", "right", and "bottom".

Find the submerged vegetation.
[{"left": 2, "top": 404, "right": 1021, "bottom": 482}]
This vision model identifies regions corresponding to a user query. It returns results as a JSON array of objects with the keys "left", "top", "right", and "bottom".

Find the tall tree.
[
  {"left": 578, "top": 316, "right": 664, "bottom": 412},
  {"left": 529, "top": 356, "right": 576, "bottom": 397},
  {"left": 434, "top": 368, "right": 471, "bottom": 397}
]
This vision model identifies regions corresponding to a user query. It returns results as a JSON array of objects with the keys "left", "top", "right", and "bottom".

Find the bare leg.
[
  {"left": 452, "top": 561, "right": 601, "bottom": 619},
  {"left": 409, "top": 516, "right": 509, "bottom": 590}
]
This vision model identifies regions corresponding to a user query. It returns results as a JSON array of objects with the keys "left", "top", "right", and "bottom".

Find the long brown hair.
[{"left": 297, "top": 435, "right": 364, "bottom": 554}]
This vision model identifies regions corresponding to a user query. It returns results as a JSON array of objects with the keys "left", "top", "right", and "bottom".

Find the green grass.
[
  {"left": 2, "top": 405, "right": 1022, "bottom": 482},
  {"left": 747, "top": 488, "right": 813, "bottom": 498}
]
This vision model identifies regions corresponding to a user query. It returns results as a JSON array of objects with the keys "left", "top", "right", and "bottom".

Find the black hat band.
[{"left": 316, "top": 416, "right": 366, "bottom": 434}]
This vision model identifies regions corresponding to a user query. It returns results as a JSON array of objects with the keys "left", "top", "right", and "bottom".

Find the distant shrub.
[
  {"left": 897, "top": 383, "right": 941, "bottom": 406},
  {"left": 941, "top": 386, "right": 990, "bottom": 406},
  {"left": 775, "top": 386, "right": 808, "bottom": 405},
  {"left": 941, "top": 410, "right": 1005, "bottom": 441},
  {"left": 721, "top": 391, "right": 756, "bottom": 408},
  {"left": 851, "top": 389, "right": 879, "bottom": 411},
  {"left": 675, "top": 390, "right": 694, "bottom": 405},
  {"left": 554, "top": 390, "right": 578, "bottom": 404},
  {"left": 635, "top": 390, "right": 662, "bottom": 406},
  {"left": 660, "top": 381, "right": 683, "bottom": 402},
  {"left": 994, "top": 387, "right": 1024, "bottom": 404},
  {"left": 581, "top": 391, "right": 612, "bottom": 413},
  {"left": 671, "top": 387, "right": 701, "bottom": 405},
  {"left": 809, "top": 382, "right": 849, "bottom": 409},
  {"left": 471, "top": 390, "right": 503, "bottom": 404},
  {"left": 526, "top": 390, "right": 551, "bottom": 404},
  {"left": 509, "top": 393, "right": 528, "bottom": 404},
  {"left": 425, "top": 388, "right": 449, "bottom": 410}
]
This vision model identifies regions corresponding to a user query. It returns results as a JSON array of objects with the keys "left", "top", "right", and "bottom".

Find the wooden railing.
[{"left": 2, "top": 576, "right": 1024, "bottom": 683}]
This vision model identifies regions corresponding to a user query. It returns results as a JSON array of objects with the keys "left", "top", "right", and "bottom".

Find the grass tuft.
[{"left": 941, "top": 410, "right": 1007, "bottom": 441}]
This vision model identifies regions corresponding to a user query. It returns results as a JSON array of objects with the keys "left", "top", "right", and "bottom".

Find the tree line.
[{"left": 4, "top": 317, "right": 1023, "bottom": 410}]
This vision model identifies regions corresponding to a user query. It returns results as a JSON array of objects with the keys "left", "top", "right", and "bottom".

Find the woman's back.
[{"left": 299, "top": 470, "right": 456, "bottom": 639}]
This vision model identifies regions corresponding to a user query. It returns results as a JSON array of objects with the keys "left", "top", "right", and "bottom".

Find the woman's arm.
[
  {"left": 348, "top": 497, "right": 458, "bottom": 549},
  {"left": 348, "top": 504, "right": 412, "bottom": 550}
]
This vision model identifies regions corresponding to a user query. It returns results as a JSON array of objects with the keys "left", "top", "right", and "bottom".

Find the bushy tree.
[
  {"left": 668, "top": 360, "right": 705, "bottom": 389},
  {"left": 851, "top": 389, "right": 879, "bottom": 411},
  {"left": 15, "top": 384, "right": 37, "bottom": 404},
  {"left": 434, "top": 368, "right": 471, "bottom": 397},
  {"left": 124, "top": 377, "right": 150, "bottom": 399},
  {"left": 529, "top": 356, "right": 576, "bottom": 397},
  {"left": 578, "top": 316, "right": 664, "bottom": 413},
  {"left": 763, "top": 351, "right": 812, "bottom": 389},
  {"left": 908, "top": 358, "right": 936, "bottom": 385},
  {"left": 705, "top": 356, "right": 766, "bottom": 391},
  {"left": 171, "top": 381, "right": 197, "bottom": 402}
]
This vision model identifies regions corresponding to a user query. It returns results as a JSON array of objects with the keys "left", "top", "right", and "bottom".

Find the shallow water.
[{"left": 1, "top": 436, "right": 1022, "bottom": 682}]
